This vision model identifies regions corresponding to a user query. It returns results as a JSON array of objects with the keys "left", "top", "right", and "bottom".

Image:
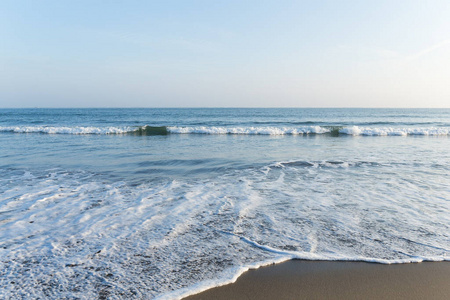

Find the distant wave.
[
  {"left": 1, "top": 125, "right": 449, "bottom": 136},
  {"left": 338, "top": 126, "right": 450, "bottom": 136},
  {"left": 167, "top": 125, "right": 331, "bottom": 135},
  {"left": 0, "top": 126, "right": 132, "bottom": 135},
  {"left": 268, "top": 160, "right": 382, "bottom": 169}
]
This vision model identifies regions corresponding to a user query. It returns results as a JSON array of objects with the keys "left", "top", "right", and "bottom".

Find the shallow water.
[{"left": 0, "top": 108, "right": 449, "bottom": 299}]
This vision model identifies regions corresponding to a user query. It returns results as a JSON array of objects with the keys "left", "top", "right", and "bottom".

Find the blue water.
[{"left": 0, "top": 108, "right": 449, "bottom": 299}]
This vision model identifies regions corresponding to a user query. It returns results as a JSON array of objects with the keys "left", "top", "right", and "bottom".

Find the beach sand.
[{"left": 184, "top": 260, "right": 450, "bottom": 300}]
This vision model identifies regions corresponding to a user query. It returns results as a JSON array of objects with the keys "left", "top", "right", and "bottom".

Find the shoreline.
[{"left": 183, "top": 260, "right": 450, "bottom": 300}]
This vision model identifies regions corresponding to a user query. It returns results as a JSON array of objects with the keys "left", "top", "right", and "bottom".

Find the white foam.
[
  {"left": 167, "top": 126, "right": 450, "bottom": 136},
  {"left": 167, "top": 126, "right": 330, "bottom": 135},
  {"left": 0, "top": 126, "right": 132, "bottom": 134},
  {"left": 1, "top": 125, "right": 449, "bottom": 136},
  {"left": 1, "top": 163, "right": 449, "bottom": 298},
  {"left": 339, "top": 126, "right": 450, "bottom": 136}
]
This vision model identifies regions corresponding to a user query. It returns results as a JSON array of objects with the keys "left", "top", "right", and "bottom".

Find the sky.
[{"left": 1, "top": 0, "right": 450, "bottom": 108}]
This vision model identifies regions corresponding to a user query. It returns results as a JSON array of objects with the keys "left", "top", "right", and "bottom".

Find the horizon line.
[{"left": 1, "top": 107, "right": 449, "bottom": 109}]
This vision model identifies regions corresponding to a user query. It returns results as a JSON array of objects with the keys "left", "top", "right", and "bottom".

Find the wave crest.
[{"left": 1, "top": 125, "right": 449, "bottom": 136}]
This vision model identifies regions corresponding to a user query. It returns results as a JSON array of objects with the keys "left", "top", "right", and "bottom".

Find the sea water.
[{"left": 0, "top": 108, "right": 449, "bottom": 299}]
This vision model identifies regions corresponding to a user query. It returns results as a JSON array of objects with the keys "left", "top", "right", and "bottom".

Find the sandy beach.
[{"left": 185, "top": 260, "right": 450, "bottom": 300}]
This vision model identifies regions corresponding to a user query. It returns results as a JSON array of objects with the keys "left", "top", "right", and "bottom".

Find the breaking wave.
[{"left": 1, "top": 125, "right": 450, "bottom": 136}]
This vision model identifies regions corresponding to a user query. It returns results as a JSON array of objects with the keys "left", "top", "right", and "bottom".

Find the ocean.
[{"left": 0, "top": 108, "right": 449, "bottom": 299}]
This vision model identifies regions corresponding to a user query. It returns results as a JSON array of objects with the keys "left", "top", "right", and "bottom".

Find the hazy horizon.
[
  {"left": 2, "top": 106, "right": 450, "bottom": 109},
  {"left": 2, "top": 1, "right": 450, "bottom": 108}
]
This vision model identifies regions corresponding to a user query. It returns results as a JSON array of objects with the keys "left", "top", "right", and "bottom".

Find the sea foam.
[
  {"left": 0, "top": 126, "right": 132, "bottom": 135},
  {"left": 1, "top": 125, "right": 449, "bottom": 136},
  {"left": 1, "top": 161, "right": 449, "bottom": 299}
]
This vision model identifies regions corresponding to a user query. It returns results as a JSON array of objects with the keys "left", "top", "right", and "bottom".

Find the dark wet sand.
[{"left": 184, "top": 260, "right": 450, "bottom": 300}]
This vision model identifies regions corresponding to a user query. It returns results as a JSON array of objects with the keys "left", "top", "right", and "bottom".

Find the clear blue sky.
[{"left": 1, "top": 0, "right": 450, "bottom": 107}]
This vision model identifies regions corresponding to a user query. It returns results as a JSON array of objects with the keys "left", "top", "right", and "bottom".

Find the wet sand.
[{"left": 184, "top": 260, "right": 450, "bottom": 300}]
